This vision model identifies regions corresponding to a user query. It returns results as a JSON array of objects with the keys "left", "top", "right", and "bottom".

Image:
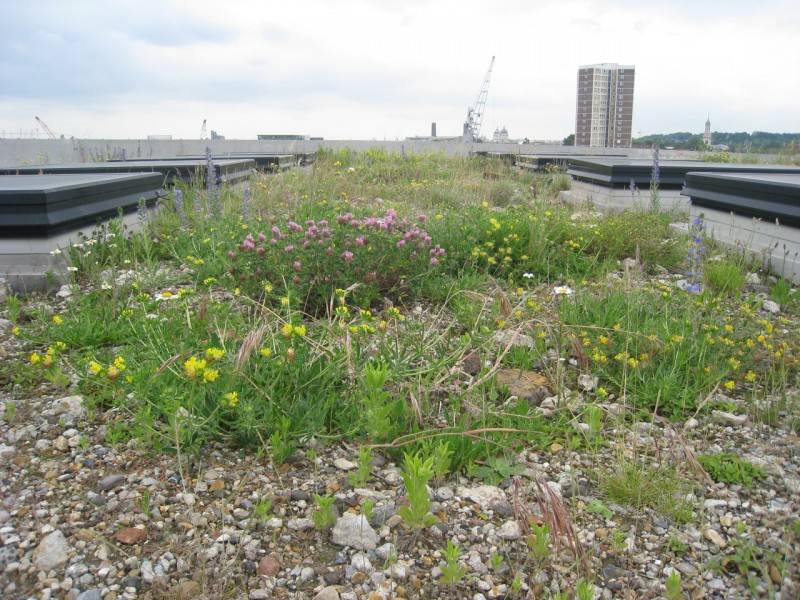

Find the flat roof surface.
[
  {"left": 1, "top": 159, "right": 252, "bottom": 171},
  {"left": 682, "top": 171, "right": 800, "bottom": 226},
  {"left": 685, "top": 172, "right": 800, "bottom": 186},
  {"left": 0, "top": 172, "right": 161, "bottom": 191}
]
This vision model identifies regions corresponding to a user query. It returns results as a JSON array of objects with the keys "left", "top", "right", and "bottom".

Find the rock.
[
  {"left": 257, "top": 555, "right": 281, "bottom": 577},
  {"left": 53, "top": 395, "right": 86, "bottom": 419},
  {"left": 390, "top": 563, "right": 407, "bottom": 580},
  {"left": 493, "top": 330, "right": 535, "bottom": 349},
  {"left": 300, "top": 566, "right": 315, "bottom": 582},
  {"left": 287, "top": 518, "right": 313, "bottom": 531},
  {"left": 495, "top": 368, "right": 551, "bottom": 405},
  {"left": 113, "top": 527, "right": 147, "bottom": 545},
  {"left": 376, "top": 543, "right": 395, "bottom": 561},
  {"left": 497, "top": 520, "right": 521, "bottom": 540},
  {"left": 435, "top": 487, "right": 454, "bottom": 501},
  {"left": 577, "top": 373, "right": 597, "bottom": 392},
  {"left": 331, "top": 514, "right": 379, "bottom": 550},
  {"left": 674, "top": 562, "right": 698, "bottom": 577},
  {"left": 54, "top": 436, "right": 70, "bottom": 452},
  {"left": 350, "top": 552, "right": 373, "bottom": 573},
  {"left": 56, "top": 284, "right": 73, "bottom": 298},
  {"left": 172, "top": 580, "right": 202, "bottom": 600},
  {"left": 98, "top": 474, "right": 126, "bottom": 491},
  {"left": 250, "top": 591, "right": 270, "bottom": 600},
  {"left": 703, "top": 528, "right": 726, "bottom": 549},
  {"left": 762, "top": 299, "right": 780, "bottom": 314},
  {"left": 745, "top": 273, "right": 761, "bottom": 285},
  {"left": 462, "top": 352, "right": 483, "bottom": 375},
  {"left": 683, "top": 417, "right": 699, "bottom": 431},
  {"left": 467, "top": 551, "right": 487, "bottom": 574},
  {"left": 334, "top": 457, "right": 357, "bottom": 471},
  {"left": 458, "top": 485, "right": 508, "bottom": 512},
  {"left": 711, "top": 411, "right": 748, "bottom": 426},
  {"left": 313, "top": 587, "right": 341, "bottom": 600},
  {"left": 76, "top": 590, "right": 103, "bottom": 600},
  {"left": 33, "top": 530, "right": 70, "bottom": 571}
]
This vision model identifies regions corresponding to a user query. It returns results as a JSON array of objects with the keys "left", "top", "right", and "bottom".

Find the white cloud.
[{"left": 0, "top": 0, "right": 798, "bottom": 140}]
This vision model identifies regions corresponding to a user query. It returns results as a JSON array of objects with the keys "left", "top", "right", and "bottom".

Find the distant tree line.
[{"left": 632, "top": 131, "right": 800, "bottom": 153}]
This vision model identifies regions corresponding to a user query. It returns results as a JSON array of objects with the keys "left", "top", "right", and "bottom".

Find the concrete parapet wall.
[
  {"left": 691, "top": 206, "right": 800, "bottom": 284},
  {"left": 0, "top": 138, "right": 709, "bottom": 167},
  {"left": 559, "top": 180, "right": 690, "bottom": 213}
]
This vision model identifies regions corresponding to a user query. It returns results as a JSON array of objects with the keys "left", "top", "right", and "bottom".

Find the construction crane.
[
  {"left": 463, "top": 56, "right": 495, "bottom": 142},
  {"left": 200, "top": 119, "right": 207, "bottom": 140},
  {"left": 34, "top": 116, "right": 57, "bottom": 139}
]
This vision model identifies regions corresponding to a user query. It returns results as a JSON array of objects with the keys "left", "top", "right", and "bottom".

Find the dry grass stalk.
[
  {"left": 532, "top": 475, "right": 586, "bottom": 564},
  {"left": 235, "top": 324, "right": 269, "bottom": 371}
]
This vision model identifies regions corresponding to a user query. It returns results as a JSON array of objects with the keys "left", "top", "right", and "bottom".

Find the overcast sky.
[{"left": 1, "top": 0, "right": 798, "bottom": 141}]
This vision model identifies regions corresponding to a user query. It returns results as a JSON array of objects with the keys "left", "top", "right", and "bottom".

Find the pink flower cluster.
[{"left": 235, "top": 210, "right": 444, "bottom": 270}]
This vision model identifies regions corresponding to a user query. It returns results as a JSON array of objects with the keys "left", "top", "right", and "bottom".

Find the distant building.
[
  {"left": 210, "top": 130, "right": 225, "bottom": 140},
  {"left": 492, "top": 126, "right": 510, "bottom": 142},
  {"left": 575, "top": 63, "right": 635, "bottom": 148},
  {"left": 703, "top": 116, "right": 712, "bottom": 146},
  {"left": 146, "top": 134, "right": 172, "bottom": 140},
  {"left": 257, "top": 134, "right": 310, "bottom": 141}
]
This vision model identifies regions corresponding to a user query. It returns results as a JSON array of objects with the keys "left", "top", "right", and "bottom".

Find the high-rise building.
[{"left": 575, "top": 63, "right": 635, "bottom": 148}]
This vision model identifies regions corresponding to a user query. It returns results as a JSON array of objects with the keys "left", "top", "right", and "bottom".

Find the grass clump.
[
  {"left": 704, "top": 259, "right": 746, "bottom": 296},
  {"left": 599, "top": 457, "right": 694, "bottom": 522},
  {"left": 697, "top": 453, "right": 766, "bottom": 487}
]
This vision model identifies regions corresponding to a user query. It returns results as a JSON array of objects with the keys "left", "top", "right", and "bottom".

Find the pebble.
[
  {"left": 98, "top": 474, "right": 126, "bottom": 491},
  {"left": 313, "top": 587, "right": 341, "bottom": 600},
  {"left": 703, "top": 528, "right": 727, "bottom": 548},
  {"left": 497, "top": 520, "right": 521, "bottom": 540},
  {"left": 762, "top": 299, "right": 780, "bottom": 314},
  {"left": 33, "top": 530, "right": 70, "bottom": 571},
  {"left": 334, "top": 458, "right": 357, "bottom": 471},
  {"left": 331, "top": 514, "right": 379, "bottom": 550},
  {"left": 711, "top": 410, "right": 748, "bottom": 426}
]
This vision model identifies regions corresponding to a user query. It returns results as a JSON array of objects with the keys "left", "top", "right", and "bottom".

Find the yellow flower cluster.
[
  {"left": 183, "top": 355, "right": 219, "bottom": 383},
  {"left": 30, "top": 343, "right": 66, "bottom": 369},
  {"left": 222, "top": 391, "right": 239, "bottom": 408},
  {"left": 281, "top": 323, "right": 307, "bottom": 339},
  {"left": 87, "top": 354, "right": 126, "bottom": 381},
  {"left": 185, "top": 254, "right": 205, "bottom": 266}
]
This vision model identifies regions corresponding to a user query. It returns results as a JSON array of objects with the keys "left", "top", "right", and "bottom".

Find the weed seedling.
[
  {"left": 526, "top": 522, "right": 551, "bottom": 563},
  {"left": 253, "top": 498, "right": 273, "bottom": 522},
  {"left": 138, "top": 490, "right": 152, "bottom": 518},
  {"left": 361, "top": 498, "right": 375, "bottom": 522},
  {"left": 2, "top": 402, "right": 17, "bottom": 423},
  {"left": 510, "top": 575, "right": 523, "bottom": 594},
  {"left": 348, "top": 446, "right": 373, "bottom": 488},
  {"left": 440, "top": 540, "right": 466, "bottom": 585},
  {"left": 489, "top": 552, "right": 504, "bottom": 571},
  {"left": 269, "top": 416, "right": 295, "bottom": 465},
  {"left": 397, "top": 451, "right": 437, "bottom": 529},
  {"left": 586, "top": 499, "right": 613, "bottom": 519},
  {"left": 575, "top": 579, "right": 595, "bottom": 600},
  {"left": 665, "top": 571, "right": 682, "bottom": 600},
  {"left": 697, "top": 453, "right": 765, "bottom": 487},
  {"left": 312, "top": 494, "right": 336, "bottom": 530}
]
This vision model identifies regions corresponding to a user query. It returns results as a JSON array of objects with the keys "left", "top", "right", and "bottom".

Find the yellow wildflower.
[
  {"left": 106, "top": 365, "right": 120, "bottom": 380},
  {"left": 259, "top": 347, "right": 273, "bottom": 358},
  {"left": 11, "top": 326, "right": 20, "bottom": 336},
  {"left": 52, "top": 315, "right": 64, "bottom": 325},
  {"left": 113, "top": 356, "right": 126, "bottom": 371},
  {"left": 723, "top": 380, "right": 735, "bottom": 391},
  {"left": 281, "top": 323, "right": 294, "bottom": 338},
  {"left": 222, "top": 391, "right": 239, "bottom": 408},
  {"left": 88, "top": 361, "right": 103, "bottom": 375},
  {"left": 202, "top": 368, "right": 219, "bottom": 383},
  {"left": 29, "top": 352, "right": 42, "bottom": 365},
  {"left": 744, "top": 370, "right": 757, "bottom": 383},
  {"left": 205, "top": 347, "right": 225, "bottom": 361}
]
